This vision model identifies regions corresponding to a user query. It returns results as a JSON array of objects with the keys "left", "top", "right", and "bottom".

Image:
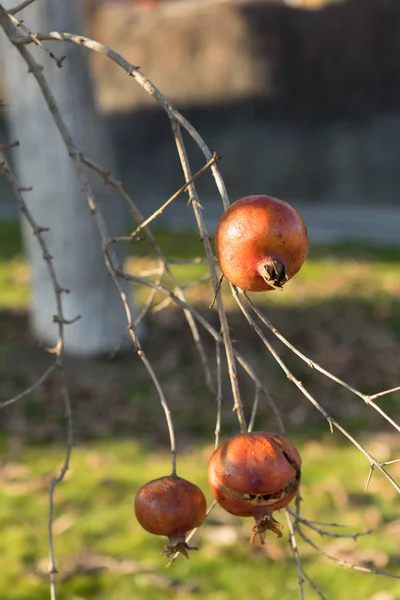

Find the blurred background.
[
  {"left": 2, "top": 0, "right": 400, "bottom": 239},
  {"left": 1, "top": 0, "right": 400, "bottom": 599}
]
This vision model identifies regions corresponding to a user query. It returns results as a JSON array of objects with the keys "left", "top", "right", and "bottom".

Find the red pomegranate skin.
[
  {"left": 208, "top": 432, "right": 301, "bottom": 517},
  {"left": 134, "top": 475, "right": 206, "bottom": 537},
  {"left": 216, "top": 195, "right": 309, "bottom": 291}
]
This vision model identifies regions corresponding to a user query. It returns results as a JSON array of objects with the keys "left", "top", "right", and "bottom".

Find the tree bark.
[{"left": 0, "top": 0, "right": 136, "bottom": 357}]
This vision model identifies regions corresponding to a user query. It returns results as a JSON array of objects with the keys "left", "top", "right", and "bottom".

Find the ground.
[{"left": 0, "top": 221, "right": 400, "bottom": 599}]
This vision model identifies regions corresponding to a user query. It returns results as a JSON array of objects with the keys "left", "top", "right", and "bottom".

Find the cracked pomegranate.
[
  {"left": 208, "top": 432, "right": 301, "bottom": 543},
  {"left": 134, "top": 474, "right": 207, "bottom": 558},
  {"left": 215, "top": 195, "right": 308, "bottom": 291}
]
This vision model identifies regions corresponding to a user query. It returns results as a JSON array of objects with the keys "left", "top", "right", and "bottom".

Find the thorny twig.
[
  {"left": 172, "top": 121, "right": 247, "bottom": 433},
  {"left": 79, "top": 153, "right": 215, "bottom": 395},
  {"left": 215, "top": 340, "right": 223, "bottom": 449},
  {"left": 303, "top": 573, "right": 328, "bottom": 600},
  {"left": 244, "top": 293, "right": 400, "bottom": 433},
  {"left": 231, "top": 286, "right": 400, "bottom": 495},
  {"left": 285, "top": 509, "right": 305, "bottom": 600},
  {"left": 0, "top": 145, "right": 73, "bottom": 599},
  {"left": 295, "top": 522, "right": 400, "bottom": 580},
  {"left": 287, "top": 509, "right": 372, "bottom": 540},
  {"left": 7, "top": 9, "right": 65, "bottom": 66},
  {"left": 116, "top": 267, "right": 283, "bottom": 429},
  {"left": 0, "top": 362, "right": 57, "bottom": 409},
  {"left": 0, "top": 7, "right": 178, "bottom": 487},
  {"left": 8, "top": 0, "right": 36, "bottom": 15},
  {"left": 130, "top": 151, "right": 220, "bottom": 239}
]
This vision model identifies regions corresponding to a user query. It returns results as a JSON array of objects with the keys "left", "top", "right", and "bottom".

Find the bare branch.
[
  {"left": 244, "top": 293, "right": 400, "bottom": 433},
  {"left": 7, "top": 10, "right": 65, "bottom": 67},
  {"left": 248, "top": 385, "right": 261, "bottom": 433},
  {"left": 0, "top": 362, "right": 57, "bottom": 409},
  {"left": 296, "top": 525, "right": 400, "bottom": 580},
  {"left": 7, "top": 0, "right": 37, "bottom": 15},
  {"left": 215, "top": 341, "right": 223, "bottom": 449},
  {"left": 288, "top": 509, "right": 372, "bottom": 540},
  {"left": 0, "top": 139, "right": 19, "bottom": 150},
  {"left": 303, "top": 573, "right": 328, "bottom": 600},
  {"left": 79, "top": 153, "right": 215, "bottom": 395},
  {"left": 231, "top": 287, "right": 400, "bottom": 495},
  {"left": 3, "top": 11, "right": 400, "bottom": 596},
  {"left": 172, "top": 120, "right": 247, "bottom": 433},
  {"left": 133, "top": 262, "right": 165, "bottom": 329},
  {"left": 117, "top": 267, "right": 283, "bottom": 431},
  {"left": 130, "top": 151, "right": 220, "bottom": 239},
  {"left": 285, "top": 509, "right": 305, "bottom": 600},
  {"left": 0, "top": 143, "right": 73, "bottom": 596},
  {"left": 367, "top": 385, "right": 400, "bottom": 401},
  {"left": 166, "top": 500, "right": 218, "bottom": 568},
  {"left": 0, "top": 15, "right": 180, "bottom": 489}
]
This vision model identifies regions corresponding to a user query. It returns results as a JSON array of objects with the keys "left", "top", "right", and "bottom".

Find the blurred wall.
[
  {"left": 89, "top": 0, "right": 400, "bottom": 211},
  {"left": 2, "top": 0, "right": 400, "bottom": 221}
]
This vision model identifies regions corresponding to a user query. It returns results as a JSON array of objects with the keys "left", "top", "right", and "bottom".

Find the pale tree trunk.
[{"left": 0, "top": 0, "right": 136, "bottom": 356}]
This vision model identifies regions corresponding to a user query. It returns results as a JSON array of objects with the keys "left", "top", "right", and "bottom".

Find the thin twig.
[
  {"left": 296, "top": 524, "right": 400, "bottom": 580},
  {"left": 5, "top": 14, "right": 400, "bottom": 594},
  {"left": 0, "top": 143, "right": 73, "bottom": 598},
  {"left": 79, "top": 153, "right": 215, "bottom": 395},
  {"left": 7, "top": 0, "right": 36, "bottom": 15},
  {"left": 0, "top": 139, "right": 19, "bottom": 150},
  {"left": 0, "top": 14, "right": 179, "bottom": 482},
  {"left": 248, "top": 385, "right": 261, "bottom": 433},
  {"left": 166, "top": 500, "right": 218, "bottom": 568},
  {"left": 303, "top": 573, "right": 328, "bottom": 600},
  {"left": 365, "top": 455, "right": 400, "bottom": 491},
  {"left": 368, "top": 386, "right": 400, "bottom": 401},
  {"left": 215, "top": 341, "right": 223, "bottom": 449},
  {"left": 0, "top": 362, "right": 57, "bottom": 409},
  {"left": 133, "top": 262, "right": 165, "bottom": 328},
  {"left": 285, "top": 509, "right": 305, "bottom": 600},
  {"left": 130, "top": 151, "right": 220, "bottom": 238},
  {"left": 7, "top": 11, "right": 65, "bottom": 67},
  {"left": 116, "top": 267, "right": 282, "bottom": 430},
  {"left": 231, "top": 287, "right": 400, "bottom": 495},
  {"left": 245, "top": 293, "right": 400, "bottom": 433},
  {"left": 288, "top": 509, "right": 372, "bottom": 540},
  {"left": 172, "top": 121, "right": 247, "bottom": 433}
]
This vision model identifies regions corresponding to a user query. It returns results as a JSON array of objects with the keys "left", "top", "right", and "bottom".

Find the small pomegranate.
[
  {"left": 134, "top": 474, "right": 207, "bottom": 558},
  {"left": 215, "top": 195, "right": 308, "bottom": 291},
  {"left": 208, "top": 432, "right": 301, "bottom": 543}
]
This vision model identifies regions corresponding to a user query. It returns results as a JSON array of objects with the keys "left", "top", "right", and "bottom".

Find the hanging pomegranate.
[
  {"left": 134, "top": 474, "right": 207, "bottom": 558},
  {"left": 208, "top": 432, "right": 301, "bottom": 543},
  {"left": 215, "top": 195, "right": 309, "bottom": 291}
]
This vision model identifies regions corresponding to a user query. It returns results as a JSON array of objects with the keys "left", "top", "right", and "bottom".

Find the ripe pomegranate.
[
  {"left": 208, "top": 432, "right": 301, "bottom": 543},
  {"left": 215, "top": 195, "right": 308, "bottom": 291},
  {"left": 134, "top": 474, "right": 207, "bottom": 558}
]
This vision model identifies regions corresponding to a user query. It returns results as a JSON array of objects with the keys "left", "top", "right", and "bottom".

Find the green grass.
[
  {"left": 0, "top": 220, "right": 23, "bottom": 259},
  {"left": 0, "top": 220, "right": 28, "bottom": 308},
  {"left": 2, "top": 219, "right": 400, "bottom": 310},
  {"left": 0, "top": 436, "right": 399, "bottom": 599},
  {"left": 1, "top": 220, "right": 400, "bottom": 597}
]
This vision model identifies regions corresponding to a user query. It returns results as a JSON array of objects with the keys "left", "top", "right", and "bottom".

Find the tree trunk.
[{"left": 0, "top": 0, "right": 136, "bottom": 357}]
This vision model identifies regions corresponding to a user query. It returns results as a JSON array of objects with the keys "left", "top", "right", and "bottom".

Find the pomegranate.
[
  {"left": 134, "top": 474, "right": 207, "bottom": 558},
  {"left": 208, "top": 432, "right": 301, "bottom": 543},
  {"left": 215, "top": 195, "right": 308, "bottom": 291}
]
